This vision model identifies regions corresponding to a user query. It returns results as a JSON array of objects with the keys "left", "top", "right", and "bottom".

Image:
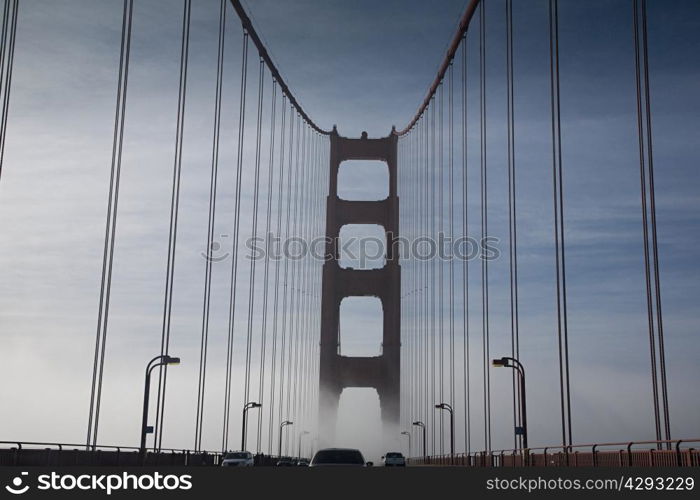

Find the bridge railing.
[
  {"left": 0, "top": 441, "right": 313, "bottom": 467},
  {"left": 407, "top": 439, "right": 700, "bottom": 467},
  {"left": 0, "top": 440, "right": 223, "bottom": 467}
]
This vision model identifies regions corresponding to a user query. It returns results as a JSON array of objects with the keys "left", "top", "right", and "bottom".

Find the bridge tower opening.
[{"left": 318, "top": 128, "right": 401, "bottom": 447}]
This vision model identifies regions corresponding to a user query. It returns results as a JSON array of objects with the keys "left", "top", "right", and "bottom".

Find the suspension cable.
[
  {"left": 221, "top": 29, "right": 249, "bottom": 453},
  {"left": 193, "top": 0, "right": 226, "bottom": 455},
  {"left": 267, "top": 94, "right": 287, "bottom": 454},
  {"left": 479, "top": 0, "right": 491, "bottom": 453},
  {"left": 285, "top": 112, "right": 302, "bottom": 454},
  {"left": 87, "top": 0, "right": 134, "bottom": 450},
  {"left": 438, "top": 82, "right": 445, "bottom": 455},
  {"left": 505, "top": 0, "right": 521, "bottom": 451},
  {"left": 641, "top": 0, "right": 670, "bottom": 445},
  {"left": 153, "top": 0, "right": 192, "bottom": 451},
  {"left": 430, "top": 97, "right": 436, "bottom": 455},
  {"left": 290, "top": 123, "right": 307, "bottom": 445},
  {"left": 0, "top": 0, "right": 18, "bottom": 183},
  {"left": 277, "top": 108, "right": 296, "bottom": 456},
  {"left": 460, "top": 36, "right": 471, "bottom": 455},
  {"left": 549, "top": 0, "right": 572, "bottom": 448},
  {"left": 448, "top": 62, "right": 456, "bottom": 445},
  {"left": 256, "top": 79, "right": 277, "bottom": 452},
  {"left": 241, "top": 57, "right": 265, "bottom": 453}
]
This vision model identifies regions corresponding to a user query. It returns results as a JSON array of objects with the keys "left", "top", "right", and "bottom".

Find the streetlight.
[
  {"left": 241, "top": 401, "right": 262, "bottom": 452},
  {"left": 492, "top": 356, "right": 528, "bottom": 449},
  {"left": 435, "top": 403, "right": 454, "bottom": 463},
  {"left": 278, "top": 420, "right": 293, "bottom": 457},
  {"left": 140, "top": 355, "right": 180, "bottom": 455},
  {"left": 412, "top": 421, "right": 426, "bottom": 462},
  {"left": 400, "top": 431, "right": 412, "bottom": 458},
  {"left": 298, "top": 431, "right": 310, "bottom": 459}
]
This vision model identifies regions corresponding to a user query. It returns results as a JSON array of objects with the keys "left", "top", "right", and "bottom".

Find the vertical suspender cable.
[
  {"left": 479, "top": 0, "right": 491, "bottom": 453},
  {"left": 241, "top": 58, "right": 265, "bottom": 453},
  {"left": 291, "top": 124, "right": 307, "bottom": 437},
  {"left": 430, "top": 99, "right": 436, "bottom": 454},
  {"left": 301, "top": 126, "right": 310, "bottom": 433},
  {"left": 549, "top": 0, "right": 572, "bottom": 448},
  {"left": 0, "top": 0, "right": 18, "bottom": 182},
  {"left": 194, "top": 0, "right": 225, "bottom": 454},
  {"left": 633, "top": 0, "right": 670, "bottom": 446},
  {"left": 279, "top": 110, "right": 297, "bottom": 455},
  {"left": 256, "top": 80, "right": 277, "bottom": 452},
  {"left": 221, "top": 30, "right": 249, "bottom": 453},
  {"left": 506, "top": 0, "right": 521, "bottom": 451},
  {"left": 438, "top": 83, "right": 444, "bottom": 455},
  {"left": 285, "top": 112, "right": 302, "bottom": 454},
  {"left": 289, "top": 118, "right": 302, "bottom": 432},
  {"left": 424, "top": 114, "right": 429, "bottom": 441},
  {"left": 87, "top": 0, "right": 134, "bottom": 449},
  {"left": 277, "top": 106, "right": 295, "bottom": 456},
  {"left": 633, "top": 0, "right": 660, "bottom": 444},
  {"left": 411, "top": 128, "right": 417, "bottom": 437},
  {"left": 448, "top": 63, "right": 456, "bottom": 446},
  {"left": 641, "top": 0, "right": 670, "bottom": 445},
  {"left": 154, "top": 0, "right": 192, "bottom": 451},
  {"left": 460, "top": 36, "right": 471, "bottom": 456},
  {"left": 302, "top": 131, "right": 314, "bottom": 434},
  {"left": 306, "top": 131, "right": 321, "bottom": 432},
  {"left": 267, "top": 95, "right": 287, "bottom": 454}
]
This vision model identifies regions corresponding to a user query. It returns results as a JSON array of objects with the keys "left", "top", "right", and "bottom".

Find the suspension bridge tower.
[{"left": 318, "top": 127, "right": 401, "bottom": 446}]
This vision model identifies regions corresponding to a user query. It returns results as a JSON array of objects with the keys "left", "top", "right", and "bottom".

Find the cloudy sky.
[{"left": 0, "top": 0, "right": 698, "bottom": 462}]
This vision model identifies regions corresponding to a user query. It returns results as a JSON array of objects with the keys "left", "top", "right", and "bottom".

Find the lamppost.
[
  {"left": 400, "top": 431, "right": 412, "bottom": 458},
  {"left": 435, "top": 403, "right": 454, "bottom": 463},
  {"left": 241, "top": 402, "right": 262, "bottom": 451},
  {"left": 412, "top": 421, "right": 426, "bottom": 462},
  {"left": 492, "top": 356, "right": 528, "bottom": 449},
  {"left": 298, "top": 431, "right": 310, "bottom": 459},
  {"left": 140, "top": 355, "right": 180, "bottom": 457},
  {"left": 278, "top": 420, "right": 293, "bottom": 457}
]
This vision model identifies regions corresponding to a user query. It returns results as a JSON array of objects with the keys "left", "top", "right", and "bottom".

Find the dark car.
[
  {"left": 309, "top": 448, "right": 372, "bottom": 467},
  {"left": 276, "top": 459, "right": 295, "bottom": 466}
]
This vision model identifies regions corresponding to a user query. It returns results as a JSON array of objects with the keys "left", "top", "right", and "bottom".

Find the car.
[
  {"left": 382, "top": 452, "right": 406, "bottom": 467},
  {"left": 221, "top": 451, "right": 254, "bottom": 467},
  {"left": 295, "top": 459, "right": 309, "bottom": 466},
  {"left": 275, "top": 459, "right": 295, "bottom": 466},
  {"left": 309, "top": 448, "right": 372, "bottom": 467}
]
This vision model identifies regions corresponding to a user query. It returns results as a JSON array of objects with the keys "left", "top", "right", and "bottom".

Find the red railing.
[{"left": 407, "top": 439, "right": 700, "bottom": 467}]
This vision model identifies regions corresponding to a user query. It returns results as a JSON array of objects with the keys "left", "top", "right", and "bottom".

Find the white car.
[
  {"left": 221, "top": 451, "right": 254, "bottom": 467},
  {"left": 382, "top": 452, "right": 406, "bottom": 467}
]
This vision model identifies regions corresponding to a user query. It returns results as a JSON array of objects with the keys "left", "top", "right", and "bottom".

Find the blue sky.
[{"left": 0, "top": 0, "right": 698, "bottom": 462}]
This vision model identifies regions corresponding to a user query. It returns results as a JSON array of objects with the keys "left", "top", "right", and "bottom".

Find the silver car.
[
  {"left": 382, "top": 452, "right": 406, "bottom": 467},
  {"left": 221, "top": 451, "right": 254, "bottom": 467}
]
